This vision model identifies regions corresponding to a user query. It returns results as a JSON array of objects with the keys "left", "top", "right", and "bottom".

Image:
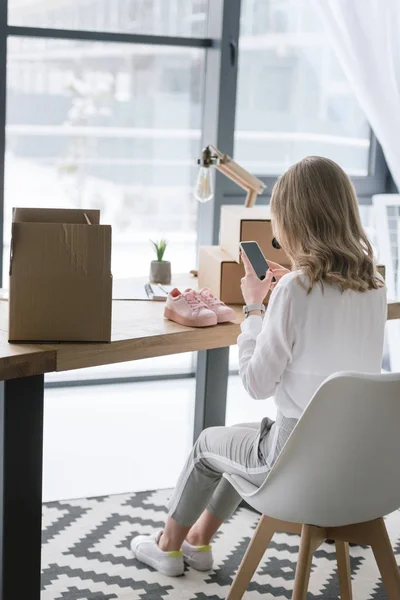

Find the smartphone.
[{"left": 240, "top": 241, "right": 272, "bottom": 281}]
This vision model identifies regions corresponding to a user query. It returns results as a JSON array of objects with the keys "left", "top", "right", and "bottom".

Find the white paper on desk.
[
  {"left": 146, "top": 283, "right": 174, "bottom": 301},
  {"left": 112, "top": 279, "right": 173, "bottom": 301},
  {"left": 113, "top": 279, "right": 149, "bottom": 300}
]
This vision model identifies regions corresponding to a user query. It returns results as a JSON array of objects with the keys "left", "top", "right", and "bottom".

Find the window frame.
[{"left": 220, "top": 131, "right": 389, "bottom": 209}]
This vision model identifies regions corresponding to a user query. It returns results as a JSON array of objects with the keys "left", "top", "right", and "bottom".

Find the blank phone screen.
[{"left": 240, "top": 242, "right": 270, "bottom": 280}]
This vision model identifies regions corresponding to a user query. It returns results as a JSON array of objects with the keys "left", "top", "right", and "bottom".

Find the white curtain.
[{"left": 315, "top": 0, "right": 400, "bottom": 189}]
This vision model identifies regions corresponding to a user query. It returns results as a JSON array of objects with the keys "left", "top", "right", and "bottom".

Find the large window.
[
  {"left": 5, "top": 36, "right": 204, "bottom": 279},
  {"left": 235, "top": 0, "right": 371, "bottom": 176},
  {"left": 2, "top": 0, "right": 210, "bottom": 382}
]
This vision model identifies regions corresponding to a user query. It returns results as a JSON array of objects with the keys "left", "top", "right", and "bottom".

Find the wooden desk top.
[
  {"left": 0, "top": 276, "right": 398, "bottom": 380},
  {"left": 0, "top": 275, "right": 243, "bottom": 377},
  {"left": 47, "top": 301, "right": 242, "bottom": 373},
  {"left": 0, "top": 328, "right": 56, "bottom": 379}
]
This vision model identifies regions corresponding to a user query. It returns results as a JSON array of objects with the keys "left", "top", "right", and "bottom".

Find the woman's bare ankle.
[
  {"left": 186, "top": 530, "right": 210, "bottom": 547},
  {"left": 158, "top": 532, "right": 181, "bottom": 552},
  {"left": 158, "top": 517, "right": 191, "bottom": 552},
  {"left": 186, "top": 510, "right": 223, "bottom": 546}
]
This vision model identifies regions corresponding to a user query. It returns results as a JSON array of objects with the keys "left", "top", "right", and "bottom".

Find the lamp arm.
[
  {"left": 200, "top": 144, "right": 266, "bottom": 207},
  {"left": 216, "top": 159, "right": 265, "bottom": 195}
]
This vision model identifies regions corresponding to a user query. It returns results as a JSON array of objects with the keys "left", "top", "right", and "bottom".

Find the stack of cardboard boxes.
[{"left": 198, "top": 206, "right": 290, "bottom": 304}]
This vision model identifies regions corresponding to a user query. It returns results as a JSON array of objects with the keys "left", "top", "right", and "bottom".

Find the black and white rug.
[{"left": 42, "top": 489, "right": 400, "bottom": 599}]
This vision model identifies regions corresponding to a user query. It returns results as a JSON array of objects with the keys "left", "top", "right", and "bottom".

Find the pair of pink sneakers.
[{"left": 164, "top": 288, "right": 236, "bottom": 327}]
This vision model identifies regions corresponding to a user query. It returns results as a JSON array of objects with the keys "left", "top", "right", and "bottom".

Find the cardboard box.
[
  {"left": 9, "top": 207, "right": 112, "bottom": 342},
  {"left": 220, "top": 205, "right": 290, "bottom": 265},
  {"left": 199, "top": 245, "right": 271, "bottom": 305}
]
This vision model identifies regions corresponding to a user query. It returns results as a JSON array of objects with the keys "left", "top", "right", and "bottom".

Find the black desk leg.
[
  {"left": 0, "top": 375, "right": 44, "bottom": 600},
  {"left": 193, "top": 347, "right": 229, "bottom": 443}
]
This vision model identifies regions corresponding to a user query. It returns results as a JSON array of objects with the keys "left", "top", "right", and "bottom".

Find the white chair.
[{"left": 224, "top": 372, "right": 400, "bottom": 600}]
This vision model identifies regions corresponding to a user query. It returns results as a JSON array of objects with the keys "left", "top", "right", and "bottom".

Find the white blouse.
[{"left": 238, "top": 271, "right": 387, "bottom": 419}]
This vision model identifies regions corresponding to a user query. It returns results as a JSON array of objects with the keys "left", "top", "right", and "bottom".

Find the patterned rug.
[{"left": 42, "top": 489, "right": 400, "bottom": 599}]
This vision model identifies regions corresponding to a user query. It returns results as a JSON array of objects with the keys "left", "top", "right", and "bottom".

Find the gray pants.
[{"left": 168, "top": 413, "right": 297, "bottom": 527}]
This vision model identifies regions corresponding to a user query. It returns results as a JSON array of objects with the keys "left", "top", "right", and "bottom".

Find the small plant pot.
[{"left": 150, "top": 260, "right": 171, "bottom": 285}]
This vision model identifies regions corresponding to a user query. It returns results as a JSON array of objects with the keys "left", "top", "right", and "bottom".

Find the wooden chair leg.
[
  {"left": 370, "top": 518, "right": 400, "bottom": 600},
  {"left": 226, "top": 515, "right": 276, "bottom": 600},
  {"left": 293, "top": 525, "right": 327, "bottom": 600},
  {"left": 335, "top": 541, "right": 353, "bottom": 600}
]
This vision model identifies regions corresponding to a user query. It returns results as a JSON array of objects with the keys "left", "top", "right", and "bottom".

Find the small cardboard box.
[
  {"left": 9, "top": 207, "right": 112, "bottom": 342},
  {"left": 199, "top": 245, "right": 271, "bottom": 305},
  {"left": 220, "top": 205, "right": 289, "bottom": 265}
]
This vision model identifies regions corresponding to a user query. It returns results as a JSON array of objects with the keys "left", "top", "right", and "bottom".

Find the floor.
[
  {"left": 42, "top": 488, "right": 400, "bottom": 600},
  {"left": 43, "top": 375, "right": 277, "bottom": 502}
]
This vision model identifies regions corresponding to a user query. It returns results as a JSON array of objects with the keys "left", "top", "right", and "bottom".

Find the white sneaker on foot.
[
  {"left": 131, "top": 530, "right": 184, "bottom": 577},
  {"left": 181, "top": 540, "right": 214, "bottom": 571}
]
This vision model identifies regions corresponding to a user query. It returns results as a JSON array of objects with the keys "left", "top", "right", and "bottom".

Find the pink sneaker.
[
  {"left": 164, "top": 288, "right": 217, "bottom": 327},
  {"left": 198, "top": 288, "right": 236, "bottom": 323}
]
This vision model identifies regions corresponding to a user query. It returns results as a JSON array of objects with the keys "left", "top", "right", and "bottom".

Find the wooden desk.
[
  {"left": 0, "top": 297, "right": 242, "bottom": 375},
  {"left": 0, "top": 293, "right": 398, "bottom": 600}
]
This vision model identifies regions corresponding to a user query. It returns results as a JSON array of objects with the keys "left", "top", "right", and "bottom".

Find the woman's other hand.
[
  {"left": 267, "top": 260, "right": 291, "bottom": 288},
  {"left": 240, "top": 251, "right": 275, "bottom": 305}
]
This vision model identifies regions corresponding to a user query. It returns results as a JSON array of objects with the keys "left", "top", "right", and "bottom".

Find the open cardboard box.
[{"left": 9, "top": 207, "right": 112, "bottom": 342}]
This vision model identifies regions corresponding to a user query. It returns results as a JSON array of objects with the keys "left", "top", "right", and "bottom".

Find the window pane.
[
  {"left": 235, "top": 0, "right": 370, "bottom": 176},
  {"left": 8, "top": 0, "right": 209, "bottom": 38},
  {"left": 5, "top": 37, "right": 203, "bottom": 378},
  {"left": 5, "top": 37, "right": 203, "bottom": 279}
]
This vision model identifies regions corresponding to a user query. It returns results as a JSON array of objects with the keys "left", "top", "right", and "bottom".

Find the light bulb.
[{"left": 194, "top": 166, "right": 213, "bottom": 203}]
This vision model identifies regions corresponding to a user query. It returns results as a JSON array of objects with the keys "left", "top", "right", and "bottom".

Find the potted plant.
[{"left": 150, "top": 238, "right": 171, "bottom": 285}]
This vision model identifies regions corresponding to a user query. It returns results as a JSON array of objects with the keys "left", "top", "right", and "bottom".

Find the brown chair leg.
[
  {"left": 293, "top": 525, "right": 327, "bottom": 600},
  {"left": 369, "top": 518, "right": 400, "bottom": 600},
  {"left": 335, "top": 541, "right": 353, "bottom": 600},
  {"left": 226, "top": 516, "right": 276, "bottom": 600}
]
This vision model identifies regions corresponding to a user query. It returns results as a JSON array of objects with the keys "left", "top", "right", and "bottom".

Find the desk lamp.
[{"left": 194, "top": 145, "right": 265, "bottom": 207}]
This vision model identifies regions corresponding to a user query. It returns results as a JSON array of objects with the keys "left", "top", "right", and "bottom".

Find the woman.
[{"left": 131, "top": 156, "right": 387, "bottom": 576}]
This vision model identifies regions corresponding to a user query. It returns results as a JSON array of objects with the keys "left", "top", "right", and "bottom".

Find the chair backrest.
[{"left": 247, "top": 372, "right": 400, "bottom": 527}]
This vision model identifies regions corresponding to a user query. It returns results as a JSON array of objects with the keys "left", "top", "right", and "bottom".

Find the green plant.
[{"left": 150, "top": 238, "right": 168, "bottom": 262}]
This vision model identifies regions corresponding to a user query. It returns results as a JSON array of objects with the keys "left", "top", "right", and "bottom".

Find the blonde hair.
[{"left": 270, "top": 156, "right": 382, "bottom": 293}]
